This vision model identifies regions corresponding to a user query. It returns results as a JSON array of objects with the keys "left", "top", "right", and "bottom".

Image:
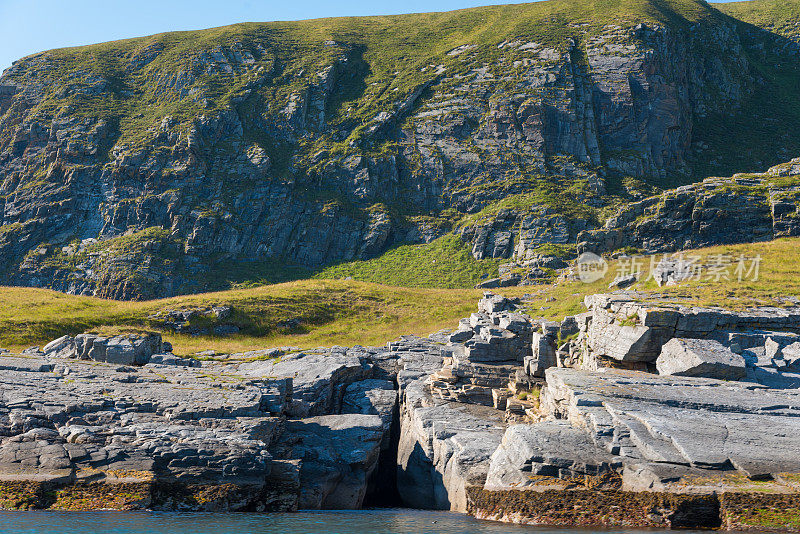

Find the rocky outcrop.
[
  {"left": 40, "top": 333, "right": 165, "bottom": 365},
  {"left": 467, "top": 290, "right": 800, "bottom": 530},
  {"left": 579, "top": 164, "right": 800, "bottom": 256},
  {"left": 577, "top": 291, "right": 800, "bottom": 371},
  {"left": 472, "top": 364, "right": 800, "bottom": 528},
  {"left": 2, "top": 0, "right": 799, "bottom": 298},
  {"left": 395, "top": 336, "right": 507, "bottom": 512},
  {"left": 5, "top": 290, "right": 800, "bottom": 530},
  {"left": 655, "top": 338, "right": 746, "bottom": 379},
  {"left": 0, "top": 354, "right": 292, "bottom": 511},
  {"left": 0, "top": 337, "right": 416, "bottom": 511}
]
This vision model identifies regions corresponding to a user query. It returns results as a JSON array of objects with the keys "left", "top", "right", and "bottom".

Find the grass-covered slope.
[
  {"left": 1, "top": 0, "right": 800, "bottom": 300},
  {"left": 718, "top": 0, "right": 800, "bottom": 39},
  {"left": 0, "top": 0, "right": 732, "bottom": 186},
  {"left": 2, "top": 237, "right": 799, "bottom": 356},
  {"left": 313, "top": 234, "right": 503, "bottom": 288},
  {"left": 1, "top": 0, "right": 785, "bottom": 162},
  {"left": 0, "top": 280, "right": 494, "bottom": 355}
]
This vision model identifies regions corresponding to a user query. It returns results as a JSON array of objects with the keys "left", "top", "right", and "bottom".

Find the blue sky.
[{"left": 0, "top": 0, "right": 731, "bottom": 75}]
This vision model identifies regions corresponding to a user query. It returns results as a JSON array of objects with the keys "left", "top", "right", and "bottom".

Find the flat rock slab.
[
  {"left": 238, "top": 351, "right": 372, "bottom": 417},
  {"left": 0, "top": 357, "right": 54, "bottom": 373},
  {"left": 529, "top": 368, "right": 800, "bottom": 491},
  {"left": 656, "top": 338, "right": 746, "bottom": 380}
]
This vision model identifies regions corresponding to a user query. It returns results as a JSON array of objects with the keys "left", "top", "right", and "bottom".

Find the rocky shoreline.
[{"left": 2, "top": 292, "right": 800, "bottom": 530}]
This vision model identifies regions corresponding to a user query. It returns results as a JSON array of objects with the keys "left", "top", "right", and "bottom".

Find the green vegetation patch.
[{"left": 314, "top": 234, "right": 502, "bottom": 288}]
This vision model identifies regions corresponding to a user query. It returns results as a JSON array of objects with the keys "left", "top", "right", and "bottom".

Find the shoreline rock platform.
[{"left": 2, "top": 292, "right": 800, "bottom": 530}]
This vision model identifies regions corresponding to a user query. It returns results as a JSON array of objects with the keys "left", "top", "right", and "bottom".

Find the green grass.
[
  {"left": 520, "top": 237, "right": 800, "bottom": 320},
  {"left": 456, "top": 179, "right": 600, "bottom": 228},
  {"left": 314, "top": 234, "right": 503, "bottom": 288},
  {"left": 718, "top": 0, "right": 800, "bottom": 38},
  {"left": 1, "top": 0, "right": 727, "bottom": 161},
  {"left": 2, "top": 237, "right": 800, "bottom": 356},
  {"left": 0, "top": 279, "right": 509, "bottom": 355}
]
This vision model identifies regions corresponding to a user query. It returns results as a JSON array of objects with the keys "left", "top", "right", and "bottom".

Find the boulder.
[
  {"left": 42, "top": 335, "right": 74, "bottom": 357},
  {"left": 477, "top": 293, "right": 513, "bottom": 314},
  {"left": 656, "top": 338, "right": 746, "bottom": 380},
  {"left": 40, "top": 333, "right": 163, "bottom": 364},
  {"left": 147, "top": 354, "right": 202, "bottom": 367},
  {"left": 781, "top": 342, "right": 800, "bottom": 371},
  {"left": 104, "top": 334, "right": 162, "bottom": 365},
  {"left": 526, "top": 332, "right": 556, "bottom": 377}
]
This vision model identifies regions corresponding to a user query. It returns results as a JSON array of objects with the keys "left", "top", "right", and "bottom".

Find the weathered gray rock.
[
  {"left": 0, "top": 357, "right": 54, "bottom": 373},
  {"left": 525, "top": 332, "right": 556, "bottom": 377},
  {"left": 396, "top": 337, "right": 506, "bottom": 512},
  {"left": 656, "top": 338, "right": 746, "bottom": 380},
  {"left": 271, "top": 414, "right": 385, "bottom": 509},
  {"left": 147, "top": 354, "right": 201, "bottom": 367},
  {"left": 342, "top": 379, "right": 397, "bottom": 448},
  {"left": 239, "top": 351, "right": 372, "bottom": 417},
  {"left": 40, "top": 333, "right": 163, "bottom": 365},
  {"left": 581, "top": 293, "right": 800, "bottom": 367},
  {"left": 485, "top": 422, "right": 620, "bottom": 490},
  {"left": 0, "top": 355, "right": 292, "bottom": 506},
  {"left": 535, "top": 367, "right": 800, "bottom": 487}
]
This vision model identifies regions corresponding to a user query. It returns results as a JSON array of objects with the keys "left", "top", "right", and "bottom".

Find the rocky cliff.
[
  {"left": 4, "top": 292, "right": 800, "bottom": 531},
  {"left": 1, "top": 0, "right": 800, "bottom": 298}
]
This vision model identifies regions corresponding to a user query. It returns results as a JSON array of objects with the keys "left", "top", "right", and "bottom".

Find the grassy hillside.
[
  {"left": 1, "top": 0, "right": 800, "bottom": 301},
  {"left": 520, "top": 237, "right": 800, "bottom": 319},
  {"left": 1, "top": 237, "right": 799, "bottom": 356},
  {"left": 0, "top": 280, "right": 500, "bottom": 355},
  {"left": 313, "top": 234, "right": 503, "bottom": 288},
  {"left": 718, "top": 0, "right": 800, "bottom": 38},
  {"left": 2, "top": 0, "right": 721, "bottom": 156}
]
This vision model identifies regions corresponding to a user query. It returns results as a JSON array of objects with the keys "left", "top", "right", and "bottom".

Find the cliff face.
[
  {"left": 6, "top": 293, "right": 800, "bottom": 531},
  {"left": 577, "top": 157, "right": 800, "bottom": 255},
  {"left": 1, "top": 0, "right": 799, "bottom": 298}
]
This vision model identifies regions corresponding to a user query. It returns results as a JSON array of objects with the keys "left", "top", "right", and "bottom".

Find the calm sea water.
[{"left": 0, "top": 509, "right": 723, "bottom": 534}]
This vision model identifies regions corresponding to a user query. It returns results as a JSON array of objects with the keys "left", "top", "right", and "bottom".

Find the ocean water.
[{"left": 0, "top": 509, "right": 723, "bottom": 534}]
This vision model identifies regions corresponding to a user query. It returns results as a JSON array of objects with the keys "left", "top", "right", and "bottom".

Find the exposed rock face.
[
  {"left": 6, "top": 289, "right": 800, "bottom": 528},
  {"left": 474, "top": 366, "right": 800, "bottom": 528},
  {"left": 578, "top": 292, "right": 800, "bottom": 371},
  {"left": 0, "top": 338, "right": 414, "bottom": 511},
  {"left": 270, "top": 414, "right": 385, "bottom": 510},
  {"left": 238, "top": 350, "right": 373, "bottom": 418},
  {"left": 395, "top": 336, "right": 506, "bottom": 512},
  {"left": 529, "top": 367, "right": 800, "bottom": 484},
  {"left": 1, "top": 1, "right": 799, "bottom": 298},
  {"left": 485, "top": 421, "right": 619, "bottom": 491},
  {"left": 655, "top": 338, "right": 746, "bottom": 379},
  {"left": 579, "top": 166, "right": 800, "bottom": 256},
  {"left": 41, "top": 333, "right": 164, "bottom": 365},
  {"left": 0, "top": 355, "right": 292, "bottom": 511}
]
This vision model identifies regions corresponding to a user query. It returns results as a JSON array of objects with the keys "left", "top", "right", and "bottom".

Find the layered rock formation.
[
  {"left": 1, "top": 0, "right": 799, "bottom": 298},
  {"left": 578, "top": 160, "right": 800, "bottom": 255},
  {"left": 3, "top": 290, "right": 800, "bottom": 530},
  {"left": 0, "top": 338, "right": 411, "bottom": 510}
]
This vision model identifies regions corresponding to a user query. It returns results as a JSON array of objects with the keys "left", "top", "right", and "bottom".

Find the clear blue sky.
[{"left": 0, "top": 0, "right": 732, "bottom": 75}]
